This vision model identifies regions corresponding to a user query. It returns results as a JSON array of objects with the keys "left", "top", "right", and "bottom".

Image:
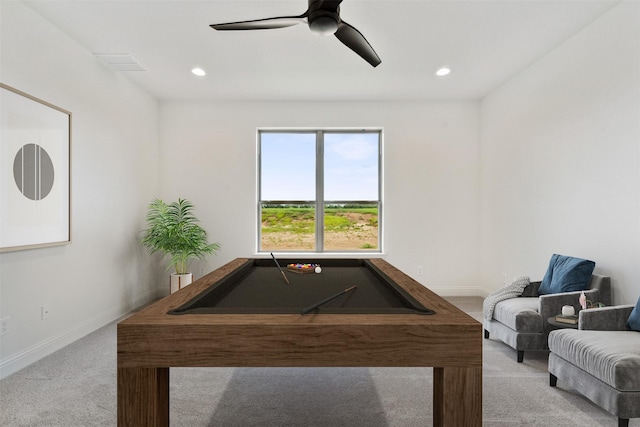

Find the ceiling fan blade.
[
  {"left": 334, "top": 21, "right": 381, "bottom": 67},
  {"left": 211, "top": 16, "right": 306, "bottom": 31}
]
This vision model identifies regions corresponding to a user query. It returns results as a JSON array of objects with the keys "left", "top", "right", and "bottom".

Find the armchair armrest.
[
  {"left": 578, "top": 305, "right": 635, "bottom": 331},
  {"left": 539, "top": 291, "right": 584, "bottom": 325}
]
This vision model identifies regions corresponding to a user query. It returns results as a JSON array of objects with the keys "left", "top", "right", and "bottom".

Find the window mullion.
[{"left": 315, "top": 130, "right": 324, "bottom": 252}]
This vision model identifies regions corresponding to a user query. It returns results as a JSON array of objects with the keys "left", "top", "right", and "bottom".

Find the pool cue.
[
  {"left": 270, "top": 252, "right": 290, "bottom": 285},
  {"left": 301, "top": 285, "right": 357, "bottom": 315}
]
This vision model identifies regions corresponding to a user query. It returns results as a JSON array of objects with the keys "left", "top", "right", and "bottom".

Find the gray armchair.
[
  {"left": 548, "top": 305, "right": 640, "bottom": 427},
  {"left": 483, "top": 274, "right": 612, "bottom": 362}
]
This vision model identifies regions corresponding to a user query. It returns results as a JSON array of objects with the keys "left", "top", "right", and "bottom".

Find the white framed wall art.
[{"left": 0, "top": 83, "right": 71, "bottom": 252}]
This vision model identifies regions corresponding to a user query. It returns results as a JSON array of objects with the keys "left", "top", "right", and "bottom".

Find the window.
[{"left": 259, "top": 130, "right": 381, "bottom": 252}]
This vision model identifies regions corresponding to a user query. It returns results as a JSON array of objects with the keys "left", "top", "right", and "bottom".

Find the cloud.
[{"left": 328, "top": 135, "right": 377, "bottom": 160}]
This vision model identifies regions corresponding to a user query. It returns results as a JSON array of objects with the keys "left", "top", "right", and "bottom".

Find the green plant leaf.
[{"left": 141, "top": 198, "right": 220, "bottom": 274}]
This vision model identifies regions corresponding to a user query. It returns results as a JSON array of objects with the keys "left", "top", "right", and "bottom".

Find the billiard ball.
[{"left": 315, "top": 266, "right": 322, "bottom": 274}]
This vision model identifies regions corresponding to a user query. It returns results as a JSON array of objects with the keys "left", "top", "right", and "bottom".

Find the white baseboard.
[
  {"left": 429, "top": 286, "right": 491, "bottom": 298},
  {"left": 0, "top": 290, "right": 157, "bottom": 380}
]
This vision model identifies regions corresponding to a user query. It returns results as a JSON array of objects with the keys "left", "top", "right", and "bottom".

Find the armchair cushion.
[
  {"left": 492, "top": 297, "right": 542, "bottom": 333},
  {"left": 538, "top": 254, "right": 595, "bottom": 295},
  {"left": 627, "top": 297, "right": 640, "bottom": 332},
  {"left": 549, "top": 329, "right": 640, "bottom": 391}
]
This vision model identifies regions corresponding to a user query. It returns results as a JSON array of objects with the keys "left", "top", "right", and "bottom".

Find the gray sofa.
[
  {"left": 548, "top": 305, "right": 640, "bottom": 427},
  {"left": 483, "top": 274, "right": 612, "bottom": 362}
]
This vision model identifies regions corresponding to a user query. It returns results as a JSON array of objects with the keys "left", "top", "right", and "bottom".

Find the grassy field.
[{"left": 261, "top": 206, "right": 378, "bottom": 251}]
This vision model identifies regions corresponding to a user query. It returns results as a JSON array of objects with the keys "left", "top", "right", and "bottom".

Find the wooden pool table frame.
[{"left": 117, "top": 258, "right": 482, "bottom": 426}]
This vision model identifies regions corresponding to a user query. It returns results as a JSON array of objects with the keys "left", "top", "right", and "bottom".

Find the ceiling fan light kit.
[
  {"left": 210, "top": 0, "right": 381, "bottom": 67},
  {"left": 307, "top": 1, "right": 340, "bottom": 35},
  {"left": 308, "top": 14, "right": 339, "bottom": 35}
]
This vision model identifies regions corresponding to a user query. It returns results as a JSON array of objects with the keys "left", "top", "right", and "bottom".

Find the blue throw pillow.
[
  {"left": 627, "top": 297, "right": 640, "bottom": 332},
  {"left": 538, "top": 254, "right": 595, "bottom": 295}
]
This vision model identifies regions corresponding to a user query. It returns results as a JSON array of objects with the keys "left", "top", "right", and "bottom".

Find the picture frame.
[{"left": 0, "top": 83, "right": 71, "bottom": 252}]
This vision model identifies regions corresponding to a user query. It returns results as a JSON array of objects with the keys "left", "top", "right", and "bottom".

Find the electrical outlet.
[
  {"left": 417, "top": 266, "right": 423, "bottom": 276},
  {"left": 41, "top": 305, "right": 51, "bottom": 320},
  {"left": 0, "top": 317, "right": 9, "bottom": 336}
]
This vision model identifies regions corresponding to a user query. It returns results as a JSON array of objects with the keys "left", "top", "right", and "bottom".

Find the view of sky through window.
[
  {"left": 324, "top": 132, "right": 378, "bottom": 200},
  {"left": 260, "top": 132, "right": 315, "bottom": 201},
  {"left": 261, "top": 132, "right": 378, "bottom": 201}
]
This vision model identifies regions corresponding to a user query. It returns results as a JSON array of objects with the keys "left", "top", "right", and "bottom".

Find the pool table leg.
[
  {"left": 433, "top": 366, "right": 482, "bottom": 427},
  {"left": 117, "top": 367, "right": 169, "bottom": 426}
]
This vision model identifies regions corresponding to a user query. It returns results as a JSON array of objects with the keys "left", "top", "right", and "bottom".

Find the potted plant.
[{"left": 141, "top": 198, "right": 220, "bottom": 293}]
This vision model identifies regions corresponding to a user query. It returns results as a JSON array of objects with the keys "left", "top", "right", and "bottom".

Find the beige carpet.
[{"left": 1, "top": 297, "right": 636, "bottom": 426}]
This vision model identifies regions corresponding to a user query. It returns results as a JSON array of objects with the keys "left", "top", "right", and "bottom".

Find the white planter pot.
[{"left": 170, "top": 273, "right": 193, "bottom": 294}]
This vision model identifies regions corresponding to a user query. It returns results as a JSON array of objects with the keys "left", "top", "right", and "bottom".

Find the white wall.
[
  {"left": 480, "top": 0, "right": 640, "bottom": 303},
  {"left": 0, "top": 1, "right": 161, "bottom": 378},
  {"left": 159, "top": 101, "right": 481, "bottom": 295}
]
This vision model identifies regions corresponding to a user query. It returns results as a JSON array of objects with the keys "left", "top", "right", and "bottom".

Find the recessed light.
[
  {"left": 191, "top": 68, "right": 206, "bottom": 77},
  {"left": 435, "top": 67, "right": 451, "bottom": 77}
]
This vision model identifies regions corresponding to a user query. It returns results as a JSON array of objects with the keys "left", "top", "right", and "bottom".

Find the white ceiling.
[{"left": 24, "top": 0, "right": 621, "bottom": 102}]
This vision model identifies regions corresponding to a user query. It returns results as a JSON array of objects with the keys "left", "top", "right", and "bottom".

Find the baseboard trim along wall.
[
  {"left": 0, "top": 291, "right": 156, "bottom": 380},
  {"left": 429, "top": 286, "right": 490, "bottom": 298}
]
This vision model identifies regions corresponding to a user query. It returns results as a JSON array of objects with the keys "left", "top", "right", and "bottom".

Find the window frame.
[{"left": 257, "top": 128, "right": 383, "bottom": 254}]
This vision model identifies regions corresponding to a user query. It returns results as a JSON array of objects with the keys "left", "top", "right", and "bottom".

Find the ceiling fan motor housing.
[{"left": 308, "top": 0, "right": 340, "bottom": 35}]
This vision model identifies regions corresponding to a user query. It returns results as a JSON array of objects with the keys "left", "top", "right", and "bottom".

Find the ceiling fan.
[{"left": 210, "top": 0, "right": 381, "bottom": 67}]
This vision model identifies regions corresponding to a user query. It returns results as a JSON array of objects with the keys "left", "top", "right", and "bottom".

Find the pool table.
[{"left": 117, "top": 258, "right": 482, "bottom": 426}]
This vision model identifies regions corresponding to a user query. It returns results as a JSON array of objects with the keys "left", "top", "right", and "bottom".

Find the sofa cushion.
[
  {"left": 538, "top": 254, "right": 595, "bottom": 295},
  {"left": 548, "top": 329, "right": 640, "bottom": 391},
  {"left": 627, "top": 296, "right": 640, "bottom": 332},
  {"left": 493, "top": 297, "right": 542, "bottom": 333}
]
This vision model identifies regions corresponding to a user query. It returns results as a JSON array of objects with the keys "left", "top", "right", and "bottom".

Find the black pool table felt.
[{"left": 169, "top": 259, "right": 435, "bottom": 315}]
